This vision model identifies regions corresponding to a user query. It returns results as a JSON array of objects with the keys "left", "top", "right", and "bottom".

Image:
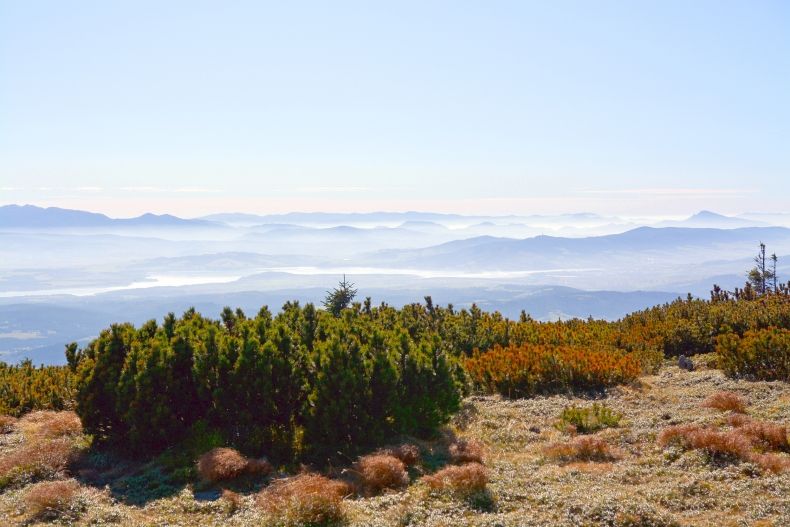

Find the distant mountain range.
[
  {"left": 0, "top": 204, "right": 217, "bottom": 229},
  {"left": 360, "top": 226, "right": 790, "bottom": 271},
  {"left": 656, "top": 210, "right": 768, "bottom": 229}
]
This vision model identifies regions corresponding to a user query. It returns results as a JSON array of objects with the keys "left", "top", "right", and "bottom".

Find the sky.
[{"left": 1, "top": 1, "right": 788, "bottom": 218}]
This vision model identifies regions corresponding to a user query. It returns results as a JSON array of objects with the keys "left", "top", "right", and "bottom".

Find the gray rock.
[{"left": 678, "top": 355, "right": 695, "bottom": 371}]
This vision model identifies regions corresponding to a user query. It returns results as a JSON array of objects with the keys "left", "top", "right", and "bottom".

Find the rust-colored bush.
[
  {"left": 543, "top": 435, "right": 621, "bottom": 463},
  {"left": 465, "top": 343, "right": 642, "bottom": 397},
  {"left": 448, "top": 438, "right": 484, "bottom": 465},
  {"left": 701, "top": 391, "right": 747, "bottom": 413},
  {"left": 353, "top": 454, "right": 409, "bottom": 495},
  {"left": 376, "top": 443, "right": 420, "bottom": 466},
  {"left": 0, "top": 437, "right": 76, "bottom": 487},
  {"left": 658, "top": 424, "right": 752, "bottom": 460},
  {"left": 659, "top": 420, "right": 790, "bottom": 473},
  {"left": 196, "top": 447, "right": 272, "bottom": 483},
  {"left": 727, "top": 415, "right": 789, "bottom": 452},
  {"left": 752, "top": 453, "right": 790, "bottom": 474},
  {"left": 422, "top": 462, "right": 488, "bottom": 496},
  {"left": 256, "top": 473, "right": 350, "bottom": 527},
  {"left": 19, "top": 411, "right": 82, "bottom": 439},
  {"left": 0, "top": 414, "right": 16, "bottom": 433},
  {"left": 23, "top": 479, "right": 81, "bottom": 518}
]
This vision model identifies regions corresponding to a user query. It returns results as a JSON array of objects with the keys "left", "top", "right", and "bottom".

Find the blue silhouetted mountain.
[{"left": 0, "top": 204, "right": 218, "bottom": 229}]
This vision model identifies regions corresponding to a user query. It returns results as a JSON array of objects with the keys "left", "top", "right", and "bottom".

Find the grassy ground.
[{"left": 2, "top": 358, "right": 789, "bottom": 526}]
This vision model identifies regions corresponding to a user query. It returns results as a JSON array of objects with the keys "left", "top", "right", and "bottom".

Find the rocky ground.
[{"left": 2, "top": 357, "right": 789, "bottom": 526}]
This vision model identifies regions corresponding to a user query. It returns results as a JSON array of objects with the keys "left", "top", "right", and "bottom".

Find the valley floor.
[{"left": 2, "top": 360, "right": 790, "bottom": 526}]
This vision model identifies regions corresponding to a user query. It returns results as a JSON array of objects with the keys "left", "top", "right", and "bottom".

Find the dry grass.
[
  {"left": 352, "top": 454, "right": 409, "bottom": 496},
  {"left": 196, "top": 447, "right": 272, "bottom": 483},
  {"left": 23, "top": 479, "right": 81, "bottom": 518},
  {"left": 448, "top": 438, "right": 484, "bottom": 465},
  {"left": 18, "top": 410, "right": 82, "bottom": 440},
  {"left": 375, "top": 443, "right": 420, "bottom": 466},
  {"left": 701, "top": 391, "right": 747, "bottom": 413},
  {"left": 0, "top": 436, "right": 76, "bottom": 487},
  {"left": 256, "top": 473, "right": 350, "bottom": 527},
  {"left": 0, "top": 414, "right": 16, "bottom": 434},
  {"left": 543, "top": 435, "right": 621, "bottom": 463},
  {"left": 422, "top": 462, "right": 488, "bottom": 496}
]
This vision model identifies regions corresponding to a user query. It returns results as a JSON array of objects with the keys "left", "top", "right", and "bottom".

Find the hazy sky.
[{"left": 1, "top": 1, "right": 788, "bottom": 217}]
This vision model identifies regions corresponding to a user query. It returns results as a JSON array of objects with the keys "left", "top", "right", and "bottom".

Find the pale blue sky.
[{"left": 1, "top": 1, "right": 788, "bottom": 217}]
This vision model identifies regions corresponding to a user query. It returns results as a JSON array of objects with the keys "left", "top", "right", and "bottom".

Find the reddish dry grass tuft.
[
  {"left": 422, "top": 462, "right": 488, "bottom": 496},
  {"left": 23, "top": 479, "right": 81, "bottom": 518},
  {"left": 701, "top": 391, "right": 747, "bottom": 413},
  {"left": 751, "top": 453, "right": 790, "bottom": 474},
  {"left": 352, "top": 454, "right": 409, "bottom": 496},
  {"left": 659, "top": 420, "right": 790, "bottom": 472},
  {"left": 0, "top": 437, "right": 77, "bottom": 486},
  {"left": 658, "top": 424, "right": 752, "bottom": 459},
  {"left": 448, "top": 438, "right": 484, "bottom": 465},
  {"left": 0, "top": 414, "right": 16, "bottom": 434},
  {"left": 19, "top": 411, "right": 82, "bottom": 440},
  {"left": 256, "top": 473, "right": 350, "bottom": 527},
  {"left": 376, "top": 443, "right": 420, "bottom": 466},
  {"left": 196, "top": 448, "right": 272, "bottom": 483},
  {"left": 727, "top": 415, "right": 789, "bottom": 452},
  {"left": 220, "top": 489, "right": 243, "bottom": 514},
  {"left": 543, "top": 435, "right": 621, "bottom": 463}
]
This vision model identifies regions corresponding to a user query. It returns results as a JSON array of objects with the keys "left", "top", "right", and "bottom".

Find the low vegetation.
[
  {"left": 196, "top": 447, "right": 272, "bottom": 483},
  {"left": 716, "top": 327, "right": 790, "bottom": 381},
  {"left": 554, "top": 403, "right": 622, "bottom": 434},
  {"left": 0, "top": 359, "right": 76, "bottom": 417},
  {"left": 700, "top": 391, "right": 747, "bottom": 413},
  {"left": 465, "top": 344, "right": 643, "bottom": 397},
  {"left": 255, "top": 473, "right": 351, "bottom": 527},
  {"left": 659, "top": 415, "right": 790, "bottom": 473},
  {"left": 23, "top": 479, "right": 82, "bottom": 520},
  {"left": 543, "top": 434, "right": 621, "bottom": 463},
  {"left": 422, "top": 462, "right": 488, "bottom": 497},
  {"left": 351, "top": 454, "right": 409, "bottom": 496}
]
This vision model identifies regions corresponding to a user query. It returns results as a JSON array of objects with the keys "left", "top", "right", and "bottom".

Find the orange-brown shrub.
[
  {"left": 23, "top": 479, "right": 81, "bottom": 518},
  {"left": 196, "top": 447, "right": 272, "bottom": 483},
  {"left": 0, "top": 437, "right": 76, "bottom": 487},
  {"left": 465, "top": 343, "right": 642, "bottom": 397},
  {"left": 422, "top": 462, "right": 488, "bottom": 496},
  {"left": 751, "top": 453, "right": 790, "bottom": 474},
  {"left": 352, "top": 454, "right": 409, "bottom": 495},
  {"left": 727, "top": 415, "right": 789, "bottom": 452},
  {"left": 256, "top": 473, "right": 350, "bottom": 527},
  {"left": 19, "top": 411, "right": 82, "bottom": 440},
  {"left": 659, "top": 420, "right": 790, "bottom": 473},
  {"left": 701, "top": 391, "right": 747, "bottom": 413},
  {"left": 543, "top": 435, "right": 621, "bottom": 463},
  {"left": 376, "top": 443, "right": 420, "bottom": 466},
  {"left": 448, "top": 438, "right": 484, "bottom": 465},
  {"left": 0, "top": 414, "right": 16, "bottom": 433},
  {"left": 658, "top": 424, "right": 752, "bottom": 460}
]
